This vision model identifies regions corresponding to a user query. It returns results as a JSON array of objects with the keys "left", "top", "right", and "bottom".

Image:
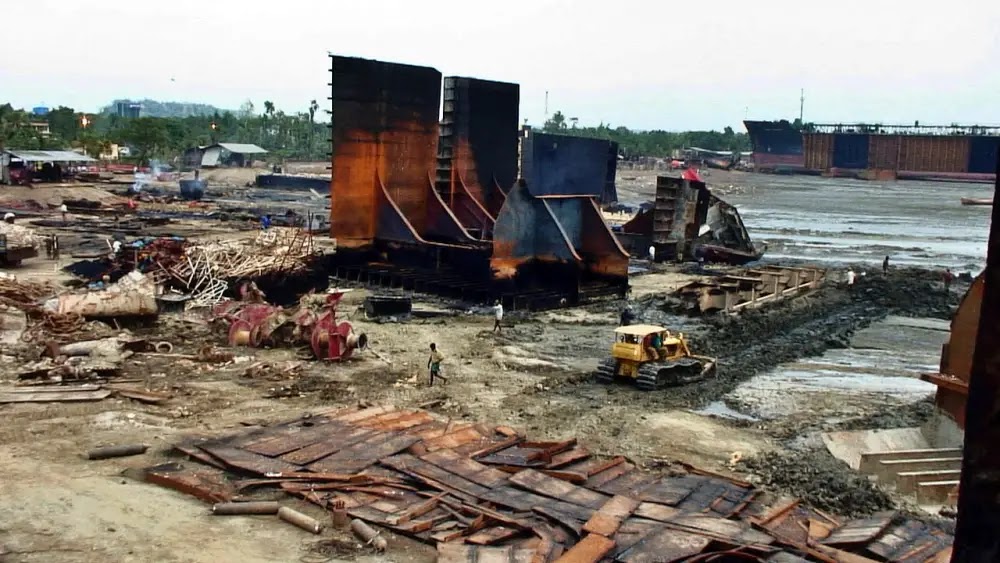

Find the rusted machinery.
[
  {"left": 327, "top": 55, "right": 628, "bottom": 310},
  {"left": 213, "top": 290, "right": 367, "bottom": 361}
]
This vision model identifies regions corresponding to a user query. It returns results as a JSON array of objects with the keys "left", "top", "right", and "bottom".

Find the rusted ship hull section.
[
  {"left": 621, "top": 176, "right": 763, "bottom": 265},
  {"left": 328, "top": 55, "right": 627, "bottom": 308}
]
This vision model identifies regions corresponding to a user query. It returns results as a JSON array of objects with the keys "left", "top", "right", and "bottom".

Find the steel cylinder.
[
  {"left": 278, "top": 506, "right": 322, "bottom": 534},
  {"left": 86, "top": 444, "right": 148, "bottom": 460},
  {"left": 212, "top": 501, "right": 280, "bottom": 515}
]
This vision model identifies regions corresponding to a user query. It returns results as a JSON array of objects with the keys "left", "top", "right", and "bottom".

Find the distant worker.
[
  {"left": 620, "top": 305, "right": 635, "bottom": 327},
  {"left": 648, "top": 245, "right": 656, "bottom": 264},
  {"left": 649, "top": 331, "right": 663, "bottom": 360},
  {"left": 492, "top": 300, "right": 504, "bottom": 333},
  {"left": 882, "top": 256, "right": 890, "bottom": 276},
  {"left": 943, "top": 268, "right": 955, "bottom": 292},
  {"left": 846, "top": 267, "right": 857, "bottom": 290},
  {"left": 3, "top": 212, "right": 14, "bottom": 224},
  {"left": 126, "top": 198, "right": 137, "bottom": 211},
  {"left": 428, "top": 343, "right": 447, "bottom": 386},
  {"left": 260, "top": 214, "right": 272, "bottom": 230},
  {"left": 59, "top": 202, "right": 68, "bottom": 223}
]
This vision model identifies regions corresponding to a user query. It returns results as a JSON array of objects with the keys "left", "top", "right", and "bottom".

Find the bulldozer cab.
[{"left": 613, "top": 325, "right": 667, "bottom": 362}]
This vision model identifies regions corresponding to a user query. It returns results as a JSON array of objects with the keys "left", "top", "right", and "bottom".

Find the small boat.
[{"left": 961, "top": 197, "right": 993, "bottom": 206}]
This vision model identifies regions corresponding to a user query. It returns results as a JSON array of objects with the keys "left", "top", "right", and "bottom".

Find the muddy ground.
[{"left": 0, "top": 170, "right": 975, "bottom": 562}]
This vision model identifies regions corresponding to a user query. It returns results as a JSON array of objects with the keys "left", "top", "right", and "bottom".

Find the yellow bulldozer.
[{"left": 595, "top": 325, "right": 717, "bottom": 390}]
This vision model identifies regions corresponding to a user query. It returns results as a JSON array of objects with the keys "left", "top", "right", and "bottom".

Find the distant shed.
[{"left": 187, "top": 143, "right": 268, "bottom": 168}]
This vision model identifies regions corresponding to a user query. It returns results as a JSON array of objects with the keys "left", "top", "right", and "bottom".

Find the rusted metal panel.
[
  {"left": 804, "top": 133, "right": 833, "bottom": 170},
  {"left": 582, "top": 495, "right": 640, "bottom": 537},
  {"left": 899, "top": 135, "right": 969, "bottom": 173},
  {"left": 553, "top": 533, "right": 615, "bottom": 563},
  {"left": 508, "top": 469, "right": 610, "bottom": 509},
  {"left": 520, "top": 130, "right": 618, "bottom": 203},
  {"left": 868, "top": 135, "right": 901, "bottom": 170},
  {"left": 329, "top": 56, "right": 441, "bottom": 245},
  {"left": 953, "top": 173, "right": 1000, "bottom": 561},
  {"left": 442, "top": 77, "right": 520, "bottom": 217},
  {"left": 144, "top": 462, "right": 235, "bottom": 503},
  {"left": 616, "top": 527, "right": 710, "bottom": 562}
]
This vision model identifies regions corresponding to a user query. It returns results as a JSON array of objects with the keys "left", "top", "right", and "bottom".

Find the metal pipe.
[
  {"left": 350, "top": 519, "right": 387, "bottom": 551},
  {"left": 212, "top": 501, "right": 280, "bottom": 515},
  {"left": 953, "top": 154, "right": 1000, "bottom": 562},
  {"left": 277, "top": 506, "right": 322, "bottom": 534},
  {"left": 154, "top": 341, "right": 173, "bottom": 353},
  {"left": 86, "top": 444, "right": 148, "bottom": 460}
]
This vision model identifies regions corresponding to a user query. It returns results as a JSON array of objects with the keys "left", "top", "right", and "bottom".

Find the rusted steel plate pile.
[{"left": 146, "top": 406, "right": 953, "bottom": 562}]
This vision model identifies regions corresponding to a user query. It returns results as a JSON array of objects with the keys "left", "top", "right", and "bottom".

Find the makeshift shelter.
[{"left": 189, "top": 143, "right": 268, "bottom": 168}]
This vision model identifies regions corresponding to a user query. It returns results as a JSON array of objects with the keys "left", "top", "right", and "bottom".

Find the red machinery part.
[{"left": 310, "top": 311, "right": 367, "bottom": 361}]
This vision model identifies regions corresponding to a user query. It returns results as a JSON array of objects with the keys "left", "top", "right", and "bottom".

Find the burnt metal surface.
[
  {"left": 439, "top": 77, "right": 519, "bottom": 218},
  {"left": 491, "top": 181, "right": 629, "bottom": 286},
  {"left": 953, "top": 166, "right": 1000, "bottom": 562},
  {"left": 676, "top": 266, "right": 825, "bottom": 314},
  {"left": 147, "top": 405, "right": 953, "bottom": 562},
  {"left": 329, "top": 56, "right": 442, "bottom": 245},
  {"left": 520, "top": 130, "right": 619, "bottom": 203}
]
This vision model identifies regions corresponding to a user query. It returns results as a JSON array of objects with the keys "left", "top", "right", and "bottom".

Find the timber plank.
[
  {"left": 509, "top": 469, "right": 610, "bottom": 509},
  {"left": 279, "top": 427, "right": 379, "bottom": 465},
  {"left": 553, "top": 533, "right": 615, "bottom": 563},
  {"left": 582, "top": 495, "right": 640, "bottom": 537},
  {"left": 307, "top": 434, "right": 419, "bottom": 474}
]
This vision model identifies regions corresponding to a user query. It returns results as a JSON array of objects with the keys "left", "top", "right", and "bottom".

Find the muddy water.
[
  {"left": 726, "top": 316, "right": 945, "bottom": 420},
  {"left": 724, "top": 175, "right": 992, "bottom": 272}
]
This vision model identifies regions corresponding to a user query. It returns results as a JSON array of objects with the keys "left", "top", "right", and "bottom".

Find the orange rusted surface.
[
  {"left": 868, "top": 135, "right": 901, "bottom": 170},
  {"left": 804, "top": 133, "right": 833, "bottom": 170},
  {"left": 899, "top": 136, "right": 969, "bottom": 173}
]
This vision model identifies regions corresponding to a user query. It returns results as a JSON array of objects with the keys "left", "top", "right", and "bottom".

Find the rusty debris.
[
  {"left": 675, "top": 266, "right": 826, "bottom": 314},
  {"left": 147, "top": 405, "right": 953, "bottom": 561}
]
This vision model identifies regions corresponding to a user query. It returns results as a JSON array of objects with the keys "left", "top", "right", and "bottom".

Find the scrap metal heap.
[
  {"left": 621, "top": 176, "right": 763, "bottom": 265},
  {"left": 328, "top": 55, "right": 628, "bottom": 310},
  {"left": 676, "top": 266, "right": 826, "bottom": 314},
  {"left": 146, "top": 404, "right": 953, "bottom": 561}
]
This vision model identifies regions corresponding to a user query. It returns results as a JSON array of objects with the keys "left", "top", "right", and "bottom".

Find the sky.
[{"left": 3, "top": 0, "right": 1000, "bottom": 132}]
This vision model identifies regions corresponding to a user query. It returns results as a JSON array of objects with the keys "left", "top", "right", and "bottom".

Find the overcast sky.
[{"left": 3, "top": 0, "right": 999, "bottom": 131}]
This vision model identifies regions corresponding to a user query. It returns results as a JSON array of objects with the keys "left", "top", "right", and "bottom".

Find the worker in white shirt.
[
  {"left": 492, "top": 300, "right": 504, "bottom": 333},
  {"left": 59, "top": 203, "right": 68, "bottom": 223},
  {"left": 846, "top": 267, "right": 856, "bottom": 290},
  {"left": 648, "top": 245, "right": 656, "bottom": 263}
]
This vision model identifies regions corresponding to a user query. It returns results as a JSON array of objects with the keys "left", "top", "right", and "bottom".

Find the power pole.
[
  {"left": 544, "top": 91, "right": 549, "bottom": 121},
  {"left": 799, "top": 88, "right": 805, "bottom": 123}
]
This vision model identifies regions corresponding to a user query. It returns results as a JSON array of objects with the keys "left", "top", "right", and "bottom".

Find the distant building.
[
  {"left": 31, "top": 106, "right": 49, "bottom": 116},
  {"left": 27, "top": 122, "right": 51, "bottom": 137},
  {"left": 115, "top": 102, "right": 142, "bottom": 118},
  {"left": 183, "top": 143, "right": 268, "bottom": 168}
]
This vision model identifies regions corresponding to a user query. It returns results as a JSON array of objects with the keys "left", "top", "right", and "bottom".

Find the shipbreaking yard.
[
  {"left": 1, "top": 56, "right": 996, "bottom": 563},
  {"left": 0, "top": 164, "right": 985, "bottom": 563}
]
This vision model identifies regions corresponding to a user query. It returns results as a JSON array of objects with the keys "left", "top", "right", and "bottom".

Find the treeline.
[
  {"left": 542, "top": 111, "right": 751, "bottom": 157},
  {"left": 0, "top": 101, "right": 328, "bottom": 164}
]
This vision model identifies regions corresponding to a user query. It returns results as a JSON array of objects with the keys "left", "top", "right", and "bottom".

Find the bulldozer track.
[
  {"left": 594, "top": 358, "right": 617, "bottom": 384},
  {"left": 635, "top": 359, "right": 706, "bottom": 391}
]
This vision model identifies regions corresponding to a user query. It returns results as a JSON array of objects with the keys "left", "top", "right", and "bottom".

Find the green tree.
[
  {"left": 115, "top": 117, "right": 169, "bottom": 164},
  {"left": 47, "top": 106, "right": 80, "bottom": 141},
  {"left": 544, "top": 111, "right": 568, "bottom": 131}
]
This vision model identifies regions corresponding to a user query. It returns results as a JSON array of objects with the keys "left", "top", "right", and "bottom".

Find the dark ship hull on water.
[
  {"left": 743, "top": 120, "right": 805, "bottom": 173},
  {"left": 744, "top": 120, "right": 1000, "bottom": 183}
]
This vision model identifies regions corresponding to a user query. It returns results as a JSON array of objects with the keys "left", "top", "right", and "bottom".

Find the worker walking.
[
  {"left": 492, "top": 300, "right": 503, "bottom": 333},
  {"left": 846, "top": 267, "right": 857, "bottom": 290},
  {"left": 883, "top": 256, "right": 890, "bottom": 276},
  {"left": 943, "top": 268, "right": 955, "bottom": 292},
  {"left": 648, "top": 245, "right": 656, "bottom": 264},
  {"left": 428, "top": 343, "right": 447, "bottom": 386},
  {"left": 620, "top": 305, "right": 635, "bottom": 327},
  {"left": 59, "top": 202, "right": 68, "bottom": 224}
]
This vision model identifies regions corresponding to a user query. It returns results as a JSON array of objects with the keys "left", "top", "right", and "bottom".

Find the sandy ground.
[{"left": 0, "top": 168, "right": 972, "bottom": 561}]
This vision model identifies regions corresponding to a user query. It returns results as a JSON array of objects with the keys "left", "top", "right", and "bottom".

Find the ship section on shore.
[{"left": 745, "top": 120, "right": 1000, "bottom": 183}]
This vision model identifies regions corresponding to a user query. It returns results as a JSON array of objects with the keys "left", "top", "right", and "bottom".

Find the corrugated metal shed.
[
  {"left": 5, "top": 150, "right": 96, "bottom": 163},
  {"left": 215, "top": 143, "right": 268, "bottom": 154}
]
